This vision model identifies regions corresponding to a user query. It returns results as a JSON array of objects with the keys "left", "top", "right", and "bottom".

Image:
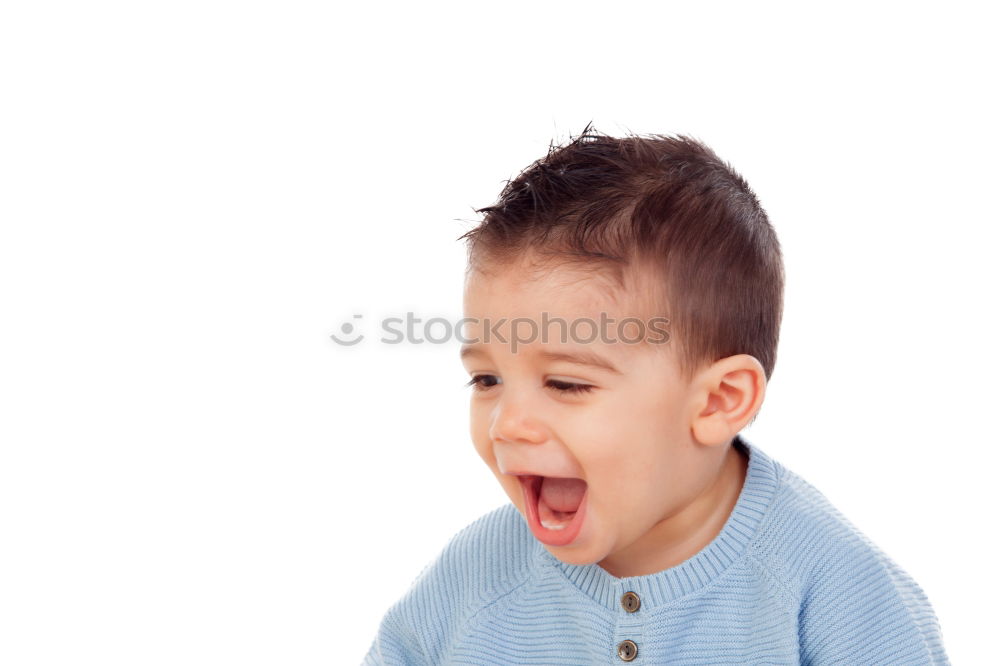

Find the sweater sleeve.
[
  {"left": 360, "top": 604, "right": 427, "bottom": 666},
  {"left": 797, "top": 540, "right": 949, "bottom": 665}
]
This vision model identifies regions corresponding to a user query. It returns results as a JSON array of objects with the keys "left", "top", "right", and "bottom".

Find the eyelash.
[{"left": 465, "top": 374, "right": 595, "bottom": 395}]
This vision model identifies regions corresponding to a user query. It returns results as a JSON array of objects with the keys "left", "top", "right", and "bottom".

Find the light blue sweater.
[{"left": 363, "top": 436, "right": 949, "bottom": 664}]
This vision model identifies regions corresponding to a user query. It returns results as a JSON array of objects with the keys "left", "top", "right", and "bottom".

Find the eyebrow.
[{"left": 459, "top": 345, "right": 623, "bottom": 375}]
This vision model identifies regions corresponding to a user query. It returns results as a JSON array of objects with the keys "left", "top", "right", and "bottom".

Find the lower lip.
[{"left": 519, "top": 475, "right": 588, "bottom": 547}]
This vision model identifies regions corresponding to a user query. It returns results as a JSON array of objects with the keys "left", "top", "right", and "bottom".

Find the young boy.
[{"left": 362, "top": 129, "right": 949, "bottom": 664}]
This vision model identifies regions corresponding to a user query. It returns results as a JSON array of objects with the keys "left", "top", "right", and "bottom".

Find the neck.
[{"left": 598, "top": 440, "right": 750, "bottom": 578}]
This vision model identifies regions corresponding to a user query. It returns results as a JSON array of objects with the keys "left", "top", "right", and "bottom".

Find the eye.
[
  {"left": 546, "top": 379, "right": 595, "bottom": 395},
  {"left": 466, "top": 374, "right": 501, "bottom": 391},
  {"left": 465, "top": 375, "right": 595, "bottom": 395}
]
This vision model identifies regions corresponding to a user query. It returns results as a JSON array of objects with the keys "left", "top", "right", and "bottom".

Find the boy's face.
[{"left": 461, "top": 257, "right": 727, "bottom": 571}]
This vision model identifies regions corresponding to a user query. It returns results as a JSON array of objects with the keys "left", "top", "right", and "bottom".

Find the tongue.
[{"left": 539, "top": 477, "right": 586, "bottom": 513}]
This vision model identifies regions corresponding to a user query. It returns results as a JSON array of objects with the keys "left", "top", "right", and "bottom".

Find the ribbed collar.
[{"left": 534, "top": 435, "right": 780, "bottom": 610}]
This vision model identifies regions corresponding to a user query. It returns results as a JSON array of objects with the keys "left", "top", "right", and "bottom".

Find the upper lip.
[{"left": 504, "top": 470, "right": 584, "bottom": 481}]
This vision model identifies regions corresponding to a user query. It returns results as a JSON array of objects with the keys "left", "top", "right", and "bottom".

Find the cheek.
[
  {"left": 468, "top": 400, "right": 494, "bottom": 462},
  {"left": 576, "top": 397, "right": 680, "bottom": 493},
  {"left": 576, "top": 393, "right": 671, "bottom": 452}
]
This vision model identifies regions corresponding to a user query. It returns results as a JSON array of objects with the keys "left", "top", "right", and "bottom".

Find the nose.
[{"left": 488, "top": 391, "right": 547, "bottom": 445}]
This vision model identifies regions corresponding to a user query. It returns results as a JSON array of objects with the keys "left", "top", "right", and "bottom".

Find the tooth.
[{"left": 540, "top": 520, "right": 566, "bottom": 530}]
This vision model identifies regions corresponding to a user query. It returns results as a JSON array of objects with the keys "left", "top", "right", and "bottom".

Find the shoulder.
[
  {"left": 747, "top": 457, "right": 949, "bottom": 665},
  {"left": 749, "top": 459, "right": 927, "bottom": 599},
  {"left": 415, "top": 501, "right": 537, "bottom": 603},
  {"left": 363, "top": 503, "right": 537, "bottom": 665},
  {"left": 748, "top": 459, "right": 886, "bottom": 588}
]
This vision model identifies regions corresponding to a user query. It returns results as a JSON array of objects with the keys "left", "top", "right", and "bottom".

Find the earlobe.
[{"left": 690, "top": 355, "right": 767, "bottom": 446}]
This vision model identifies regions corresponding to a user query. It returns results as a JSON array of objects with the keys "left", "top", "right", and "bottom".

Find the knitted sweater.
[{"left": 362, "top": 436, "right": 949, "bottom": 664}]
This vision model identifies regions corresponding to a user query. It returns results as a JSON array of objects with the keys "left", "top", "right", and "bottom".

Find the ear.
[{"left": 690, "top": 354, "right": 767, "bottom": 447}]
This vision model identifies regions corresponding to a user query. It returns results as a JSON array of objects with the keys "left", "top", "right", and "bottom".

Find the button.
[
  {"left": 617, "top": 639, "right": 638, "bottom": 662},
  {"left": 620, "top": 591, "right": 640, "bottom": 613}
]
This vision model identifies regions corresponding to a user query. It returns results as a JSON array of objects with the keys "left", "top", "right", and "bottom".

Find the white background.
[{"left": 1, "top": 2, "right": 995, "bottom": 664}]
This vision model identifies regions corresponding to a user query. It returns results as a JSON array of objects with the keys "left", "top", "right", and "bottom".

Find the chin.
[{"left": 545, "top": 545, "right": 603, "bottom": 567}]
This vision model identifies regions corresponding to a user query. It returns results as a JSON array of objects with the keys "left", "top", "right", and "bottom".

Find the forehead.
[
  {"left": 461, "top": 255, "right": 672, "bottom": 366},
  {"left": 463, "top": 254, "right": 660, "bottom": 320}
]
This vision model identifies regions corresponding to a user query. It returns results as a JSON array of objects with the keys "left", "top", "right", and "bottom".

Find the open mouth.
[{"left": 518, "top": 475, "right": 589, "bottom": 546}]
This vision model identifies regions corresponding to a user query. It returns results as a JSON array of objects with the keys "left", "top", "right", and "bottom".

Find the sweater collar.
[{"left": 535, "top": 435, "right": 780, "bottom": 610}]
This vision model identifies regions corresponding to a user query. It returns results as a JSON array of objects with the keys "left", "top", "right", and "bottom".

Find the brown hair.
[{"left": 459, "top": 125, "right": 784, "bottom": 383}]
